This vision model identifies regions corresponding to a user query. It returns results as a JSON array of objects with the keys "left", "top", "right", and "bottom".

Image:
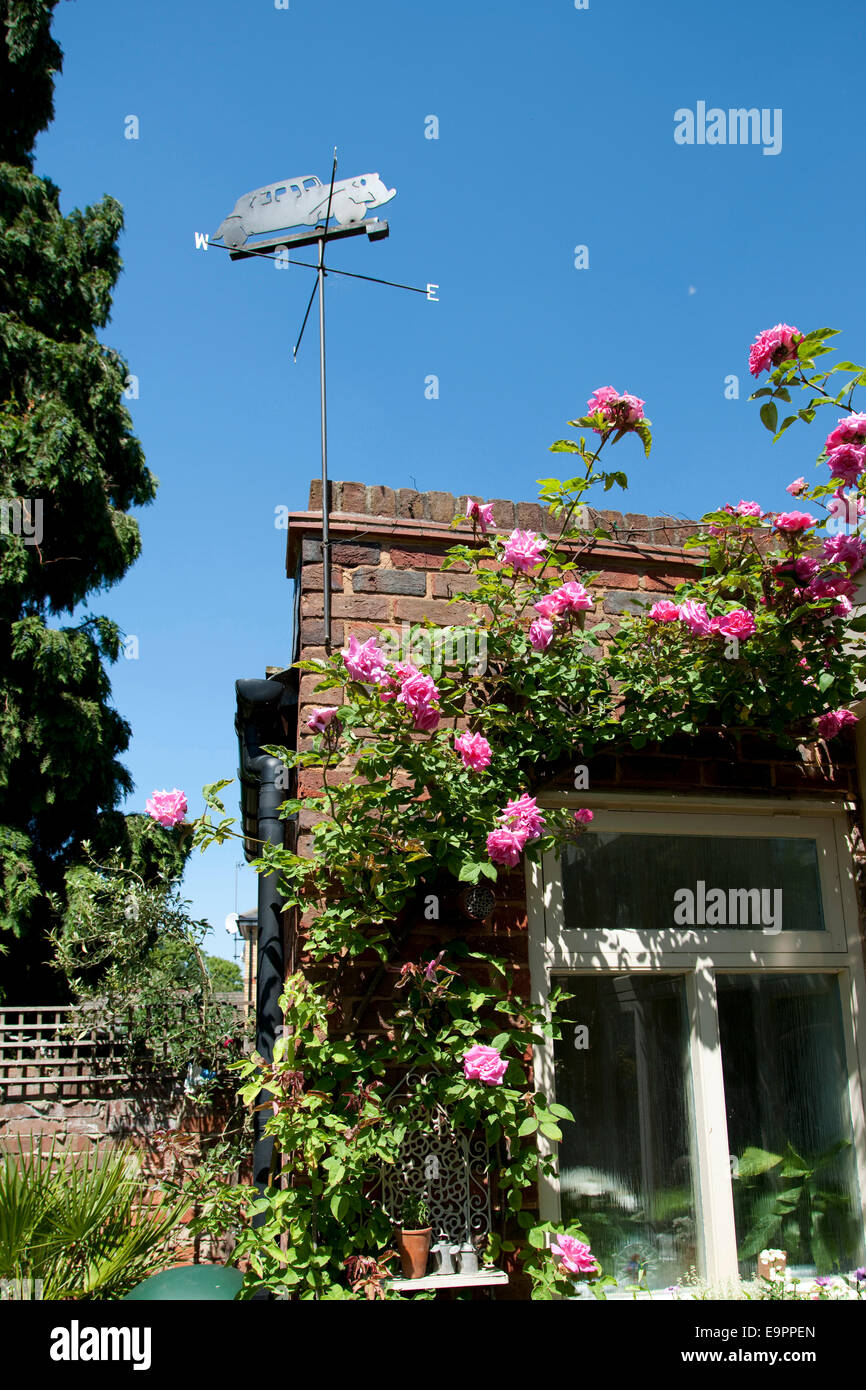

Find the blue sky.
[{"left": 35, "top": 0, "right": 866, "bottom": 956}]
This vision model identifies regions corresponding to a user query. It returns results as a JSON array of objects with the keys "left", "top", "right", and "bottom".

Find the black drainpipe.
[{"left": 235, "top": 677, "right": 295, "bottom": 1205}]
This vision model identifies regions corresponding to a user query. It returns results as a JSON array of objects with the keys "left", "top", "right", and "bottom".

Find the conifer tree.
[{"left": 0, "top": 1, "right": 177, "bottom": 997}]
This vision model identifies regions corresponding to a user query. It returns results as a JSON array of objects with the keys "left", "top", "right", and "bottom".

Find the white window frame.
[{"left": 527, "top": 792, "right": 866, "bottom": 1286}]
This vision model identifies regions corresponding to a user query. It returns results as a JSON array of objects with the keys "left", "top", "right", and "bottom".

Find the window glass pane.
[
  {"left": 562, "top": 833, "right": 824, "bottom": 933},
  {"left": 553, "top": 975, "right": 697, "bottom": 1290},
  {"left": 718, "top": 973, "right": 864, "bottom": 1276}
]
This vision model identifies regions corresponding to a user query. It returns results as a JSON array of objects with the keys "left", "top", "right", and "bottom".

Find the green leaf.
[
  {"left": 329, "top": 1193, "right": 349, "bottom": 1221},
  {"left": 517, "top": 1117, "right": 538, "bottom": 1138},
  {"left": 736, "top": 1146, "right": 783, "bottom": 1179},
  {"left": 548, "top": 1103, "right": 574, "bottom": 1122},
  {"left": 539, "top": 1122, "right": 563, "bottom": 1142},
  {"left": 549, "top": 440, "right": 582, "bottom": 454},
  {"left": 759, "top": 402, "right": 778, "bottom": 433}
]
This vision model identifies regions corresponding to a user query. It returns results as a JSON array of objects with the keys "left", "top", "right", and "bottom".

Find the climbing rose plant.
[{"left": 192, "top": 326, "right": 866, "bottom": 1299}]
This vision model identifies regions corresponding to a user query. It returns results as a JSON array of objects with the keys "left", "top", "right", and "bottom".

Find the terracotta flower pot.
[{"left": 395, "top": 1226, "right": 433, "bottom": 1279}]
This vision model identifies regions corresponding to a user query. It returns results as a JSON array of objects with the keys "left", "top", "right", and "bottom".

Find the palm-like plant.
[{"left": 0, "top": 1142, "right": 188, "bottom": 1300}]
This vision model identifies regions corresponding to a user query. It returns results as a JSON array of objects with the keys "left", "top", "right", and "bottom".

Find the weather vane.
[
  {"left": 209, "top": 150, "right": 435, "bottom": 651},
  {"left": 213, "top": 166, "right": 396, "bottom": 248}
]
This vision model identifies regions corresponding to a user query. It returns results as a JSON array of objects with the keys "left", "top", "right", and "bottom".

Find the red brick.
[
  {"left": 516, "top": 502, "right": 547, "bottom": 532},
  {"left": 390, "top": 547, "right": 455, "bottom": 571},
  {"left": 597, "top": 569, "right": 640, "bottom": 590},
  {"left": 432, "top": 573, "right": 474, "bottom": 599},
  {"left": 301, "top": 564, "right": 343, "bottom": 593},
  {"left": 590, "top": 509, "right": 625, "bottom": 533},
  {"left": 339, "top": 621, "right": 384, "bottom": 644},
  {"left": 299, "top": 674, "right": 342, "bottom": 703},
  {"left": 308, "top": 479, "right": 338, "bottom": 511},
  {"left": 332, "top": 594, "right": 390, "bottom": 621},
  {"left": 338, "top": 482, "right": 368, "bottom": 514},
  {"left": 331, "top": 541, "right": 381, "bottom": 567},
  {"left": 299, "top": 768, "right": 354, "bottom": 795},
  {"left": 428, "top": 490, "right": 456, "bottom": 523},
  {"left": 392, "top": 597, "right": 473, "bottom": 623},
  {"left": 304, "top": 592, "right": 390, "bottom": 623},
  {"left": 641, "top": 572, "right": 679, "bottom": 592},
  {"left": 487, "top": 498, "right": 517, "bottom": 528},
  {"left": 301, "top": 618, "right": 344, "bottom": 645},
  {"left": 397, "top": 488, "right": 427, "bottom": 520},
  {"left": 622, "top": 512, "right": 655, "bottom": 538},
  {"left": 368, "top": 484, "right": 396, "bottom": 516}
]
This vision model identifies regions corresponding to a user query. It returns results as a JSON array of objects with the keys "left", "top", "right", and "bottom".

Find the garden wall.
[{"left": 0, "top": 1002, "right": 247, "bottom": 1265}]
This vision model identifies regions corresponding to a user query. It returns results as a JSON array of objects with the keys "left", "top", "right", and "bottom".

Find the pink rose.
[
  {"left": 486, "top": 827, "right": 527, "bottom": 866},
  {"left": 678, "top": 599, "right": 712, "bottom": 637},
  {"left": 826, "top": 444, "right": 866, "bottom": 487},
  {"left": 805, "top": 575, "right": 856, "bottom": 603},
  {"left": 467, "top": 499, "right": 495, "bottom": 534},
  {"left": 529, "top": 618, "right": 554, "bottom": 652},
  {"left": 503, "top": 529, "right": 547, "bottom": 573},
  {"left": 550, "top": 580, "right": 593, "bottom": 615},
  {"left": 397, "top": 671, "right": 439, "bottom": 713},
  {"left": 825, "top": 413, "right": 866, "bottom": 453},
  {"left": 551, "top": 1233, "right": 600, "bottom": 1276},
  {"left": 735, "top": 500, "right": 763, "bottom": 517},
  {"left": 342, "top": 634, "right": 390, "bottom": 685},
  {"left": 499, "top": 793, "right": 545, "bottom": 840},
  {"left": 794, "top": 555, "right": 820, "bottom": 583},
  {"left": 714, "top": 608, "right": 756, "bottom": 639},
  {"left": 786, "top": 478, "right": 806, "bottom": 496},
  {"left": 817, "top": 709, "right": 858, "bottom": 739},
  {"left": 573, "top": 808, "right": 594, "bottom": 825},
  {"left": 307, "top": 707, "right": 340, "bottom": 735},
  {"left": 649, "top": 600, "right": 680, "bottom": 623},
  {"left": 412, "top": 703, "right": 441, "bottom": 732},
  {"left": 462, "top": 1043, "right": 508, "bottom": 1086},
  {"left": 146, "top": 789, "right": 188, "bottom": 828},
  {"left": 774, "top": 511, "right": 817, "bottom": 533},
  {"left": 533, "top": 595, "right": 561, "bottom": 620},
  {"left": 748, "top": 323, "right": 802, "bottom": 377},
  {"left": 586, "top": 385, "right": 620, "bottom": 415},
  {"left": 454, "top": 731, "right": 492, "bottom": 771},
  {"left": 822, "top": 533, "right": 866, "bottom": 574},
  {"left": 586, "top": 386, "right": 646, "bottom": 433}
]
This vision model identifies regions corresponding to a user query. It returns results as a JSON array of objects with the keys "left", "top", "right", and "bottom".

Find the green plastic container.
[{"left": 124, "top": 1264, "right": 245, "bottom": 1301}]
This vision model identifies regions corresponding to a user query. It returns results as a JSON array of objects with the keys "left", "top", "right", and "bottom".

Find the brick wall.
[
  {"left": 284, "top": 480, "right": 864, "bottom": 1296},
  {"left": 285, "top": 479, "right": 861, "bottom": 966},
  {"left": 0, "top": 1083, "right": 240, "bottom": 1265},
  {"left": 287, "top": 479, "right": 857, "bottom": 821}
]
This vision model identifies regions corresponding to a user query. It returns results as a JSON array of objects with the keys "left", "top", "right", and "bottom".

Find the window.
[
  {"left": 274, "top": 186, "right": 287, "bottom": 201},
  {"left": 529, "top": 798, "right": 866, "bottom": 1290},
  {"left": 303, "top": 178, "right": 319, "bottom": 191}
]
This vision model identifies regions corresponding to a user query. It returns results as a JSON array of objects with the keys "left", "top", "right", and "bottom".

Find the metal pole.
[{"left": 318, "top": 236, "right": 332, "bottom": 652}]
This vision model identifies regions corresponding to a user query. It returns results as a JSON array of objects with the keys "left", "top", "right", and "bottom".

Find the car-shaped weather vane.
[{"left": 212, "top": 171, "right": 396, "bottom": 248}]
